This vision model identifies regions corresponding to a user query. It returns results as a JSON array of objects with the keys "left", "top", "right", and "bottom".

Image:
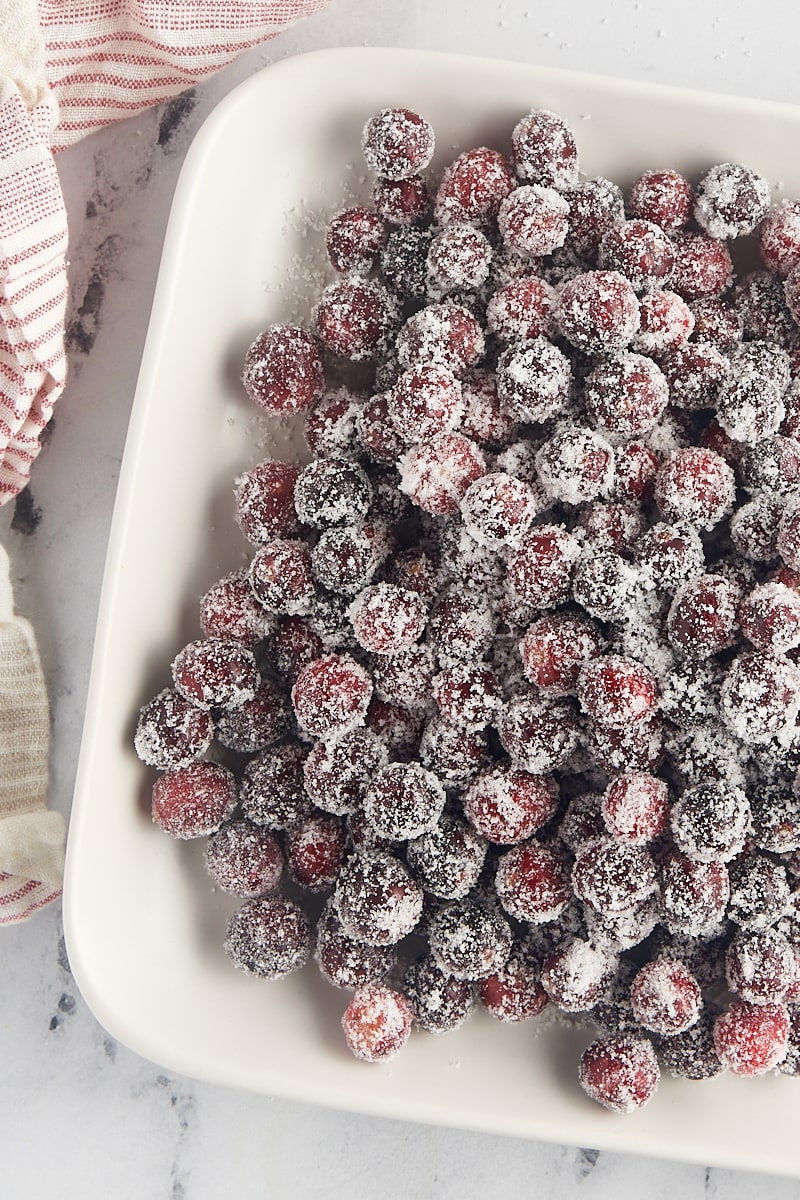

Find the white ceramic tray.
[{"left": 65, "top": 47, "right": 800, "bottom": 1177}]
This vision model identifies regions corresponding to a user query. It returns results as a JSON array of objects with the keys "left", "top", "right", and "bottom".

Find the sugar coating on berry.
[
  {"left": 584, "top": 352, "right": 669, "bottom": 441},
  {"left": 486, "top": 275, "right": 557, "bottom": 344},
  {"left": 720, "top": 651, "right": 800, "bottom": 744},
  {"left": 629, "top": 958, "right": 701, "bottom": 1035},
  {"left": 362, "top": 107, "right": 435, "bottom": 180},
  {"left": 494, "top": 839, "right": 571, "bottom": 923},
  {"left": 403, "top": 954, "right": 475, "bottom": 1034},
  {"left": 498, "top": 185, "right": 570, "bottom": 257},
  {"left": 204, "top": 819, "right": 283, "bottom": 897},
  {"left": 577, "top": 654, "right": 658, "bottom": 727},
  {"left": 398, "top": 432, "right": 486, "bottom": 515},
  {"left": 628, "top": 169, "right": 693, "bottom": 233},
  {"left": 242, "top": 324, "right": 323, "bottom": 414},
  {"left": 495, "top": 337, "right": 572, "bottom": 424},
  {"left": 572, "top": 837, "right": 658, "bottom": 914},
  {"left": 434, "top": 146, "right": 515, "bottom": 227},
  {"left": 291, "top": 652, "right": 372, "bottom": 738},
  {"left": 601, "top": 772, "right": 669, "bottom": 844},
  {"left": 713, "top": 999, "right": 790, "bottom": 1076},
  {"left": 315, "top": 277, "right": 396, "bottom": 362},
  {"left": 342, "top": 983, "right": 414, "bottom": 1062},
  {"left": 134, "top": 688, "right": 213, "bottom": 770},
  {"left": 406, "top": 814, "right": 487, "bottom": 900},
  {"left": 334, "top": 850, "right": 423, "bottom": 945},
  {"left": 199, "top": 571, "right": 275, "bottom": 646},
  {"left": 387, "top": 364, "right": 464, "bottom": 441},
  {"left": 151, "top": 761, "right": 237, "bottom": 839},
  {"left": 349, "top": 583, "right": 427, "bottom": 655},
  {"left": 428, "top": 900, "right": 512, "bottom": 981},
  {"left": 462, "top": 765, "right": 558, "bottom": 845},
  {"left": 326, "top": 206, "right": 387, "bottom": 274},
  {"left": 556, "top": 270, "right": 640, "bottom": 356},
  {"left": 670, "top": 781, "right": 751, "bottom": 863},
  {"left": 511, "top": 109, "right": 579, "bottom": 190},
  {"left": 315, "top": 899, "right": 396, "bottom": 991},
  {"left": 459, "top": 471, "right": 539, "bottom": 550},
  {"left": 224, "top": 896, "right": 310, "bottom": 979},
  {"left": 578, "top": 1036, "right": 660, "bottom": 1113},
  {"left": 478, "top": 939, "right": 549, "bottom": 1023},
  {"left": 654, "top": 447, "right": 736, "bottom": 530},
  {"left": 249, "top": 539, "right": 314, "bottom": 615},
  {"left": 536, "top": 426, "right": 615, "bottom": 506},
  {"left": 694, "top": 162, "right": 771, "bottom": 240},
  {"left": 171, "top": 638, "right": 259, "bottom": 711},
  {"left": 362, "top": 761, "right": 446, "bottom": 842}
]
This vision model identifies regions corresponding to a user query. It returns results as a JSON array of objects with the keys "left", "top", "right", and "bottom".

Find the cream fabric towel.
[{"left": 0, "top": 544, "right": 65, "bottom": 921}]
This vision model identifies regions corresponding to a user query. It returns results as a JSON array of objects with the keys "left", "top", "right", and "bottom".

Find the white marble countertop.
[{"left": 5, "top": 1, "right": 800, "bottom": 1195}]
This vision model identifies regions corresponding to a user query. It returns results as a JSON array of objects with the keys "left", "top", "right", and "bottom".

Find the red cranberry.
[
  {"left": 760, "top": 199, "right": 800, "bottom": 277},
  {"left": 432, "top": 661, "right": 500, "bottom": 730},
  {"left": 428, "top": 900, "right": 512, "bottom": 981},
  {"left": 388, "top": 363, "right": 463, "bottom": 441},
  {"left": 373, "top": 174, "right": 430, "bottom": 225},
  {"left": 334, "top": 850, "right": 423, "bottom": 945},
  {"left": 658, "top": 340, "right": 729, "bottom": 411},
  {"left": 738, "top": 269, "right": 798, "bottom": 343},
  {"left": 315, "top": 899, "right": 396, "bottom": 990},
  {"left": 778, "top": 501, "right": 800, "bottom": 569},
  {"left": 362, "top": 107, "right": 434, "bottom": 180},
  {"left": 249, "top": 539, "right": 314, "bottom": 615},
  {"left": 311, "top": 521, "right": 389, "bottom": 597},
  {"left": 459, "top": 471, "right": 538, "bottom": 550},
  {"left": 170, "top": 638, "right": 258, "bottom": 711},
  {"left": 577, "top": 654, "right": 658, "bottom": 727},
  {"left": 427, "top": 589, "right": 495, "bottom": 661},
  {"left": 731, "top": 497, "right": 784, "bottom": 563},
  {"left": 578, "top": 1036, "right": 660, "bottom": 1112},
  {"left": 670, "top": 781, "right": 751, "bottom": 863},
  {"left": 315, "top": 277, "right": 396, "bottom": 362},
  {"left": 294, "top": 457, "right": 372, "bottom": 529},
  {"left": 659, "top": 851, "right": 730, "bottom": 936},
  {"left": 235, "top": 459, "right": 303, "bottom": 543},
  {"left": 571, "top": 836, "right": 658, "bottom": 913},
  {"left": 495, "top": 337, "right": 572, "bottom": 424},
  {"left": 494, "top": 839, "right": 571, "bottom": 923},
  {"left": 363, "top": 761, "right": 446, "bottom": 842},
  {"left": 670, "top": 232, "right": 733, "bottom": 300},
  {"left": 399, "top": 431, "right": 486, "bottom": 515},
  {"left": 739, "top": 581, "right": 800, "bottom": 652},
  {"left": 151, "top": 761, "right": 236, "bottom": 839},
  {"left": 419, "top": 714, "right": 490, "bottom": 786},
  {"left": 536, "top": 425, "right": 615, "bottom": 506},
  {"left": 199, "top": 571, "right": 274, "bottom": 646},
  {"left": 462, "top": 765, "right": 558, "bottom": 845},
  {"left": 720, "top": 650, "right": 800, "bottom": 744},
  {"left": 586, "top": 713, "right": 664, "bottom": 775},
  {"left": 498, "top": 185, "right": 570, "bottom": 257},
  {"left": 689, "top": 296, "right": 743, "bottom": 349},
  {"left": 271, "top": 616, "right": 323, "bottom": 682},
  {"left": 598, "top": 219, "right": 675, "bottom": 293},
  {"left": 406, "top": 814, "right": 487, "bottom": 900},
  {"left": 396, "top": 302, "right": 485, "bottom": 375},
  {"left": 134, "top": 688, "right": 213, "bottom": 769},
  {"left": 632, "top": 288, "right": 694, "bottom": 355},
  {"left": 666, "top": 574, "right": 738, "bottom": 658},
  {"left": 694, "top": 162, "right": 771, "bottom": 240},
  {"left": 630, "top": 958, "right": 702, "bottom": 1035},
  {"left": 713, "top": 999, "right": 790, "bottom": 1076},
  {"left": 741, "top": 434, "right": 800, "bottom": 495},
  {"left": 628, "top": 168, "right": 693, "bottom": 232},
  {"left": 285, "top": 813, "right": 348, "bottom": 892},
  {"left": 242, "top": 324, "right": 323, "bottom": 414},
  {"left": 485, "top": 275, "right": 557, "bottom": 343},
  {"left": 291, "top": 652, "right": 372, "bottom": 738},
  {"left": 304, "top": 388, "right": 363, "bottom": 459},
  {"left": 356, "top": 392, "right": 407, "bottom": 463},
  {"left": 601, "top": 772, "right": 669, "bottom": 844},
  {"left": 579, "top": 502, "right": 644, "bottom": 553},
  {"left": 204, "top": 819, "right": 283, "bottom": 897},
  {"left": 511, "top": 109, "right": 579, "bottom": 189},
  {"left": 498, "top": 693, "right": 581, "bottom": 773},
  {"left": 520, "top": 611, "right": 604, "bottom": 696},
  {"left": 585, "top": 352, "right": 669, "bottom": 439},
  {"left": 478, "top": 939, "right": 549, "bottom": 1022},
  {"left": 726, "top": 929, "right": 799, "bottom": 1005},
  {"left": 214, "top": 678, "right": 289, "bottom": 754},
  {"left": 507, "top": 524, "right": 582, "bottom": 609},
  {"left": 654, "top": 447, "right": 736, "bottom": 530},
  {"left": 541, "top": 940, "right": 616, "bottom": 1013},
  {"left": 426, "top": 223, "right": 493, "bottom": 297},
  {"left": 459, "top": 369, "right": 520, "bottom": 447},
  {"left": 342, "top": 984, "right": 414, "bottom": 1062},
  {"left": 565, "top": 176, "right": 625, "bottom": 261},
  {"left": 240, "top": 743, "right": 312, "bottom": 830},
  {"left": 349, "top": 583, "right": 427, "bottom": 655},
  {"left": 224, "top": 896, "right": 310, "bottom": 979},
  {"left": 326, "top": 206, "right": 387, "bottom": 273},
  {"left": 434, "top": 146, "right": 515, "bottom": 226},
  {"left": 613, "top": 441, "right": 659, "bottom": 504},
  {"left": 303, "top": 727, "right": 387, "bottom": 816},
  {"left": 557, "top": 269, "right": 640, "bottom": 355},
  {"left": 403, "top": 954, "right": 475, "bottom": 1034}
]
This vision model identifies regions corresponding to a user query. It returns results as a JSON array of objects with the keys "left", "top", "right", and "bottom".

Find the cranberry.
[
  {"left": 666, "top": 573, "right": 738, "bottom": 658},
  {"left": 434, "top": 146, "right": 515, "bottom": 226},
  {"left": 303, "top": 727, "right": 387, "bottom": 816},
  {"left": 498, "top": 185, "right": 570, "bottom": 257},
  {"left": 242, "top": 324, "right": 323, "bottom": 414},
  {"left": 630, "top": 958, "right": 702, "bottom": 1035},
  {"left": 720, "top": 650, "right": 800, "bottom": 744},
  {"left": 694, "top": 162, "right": 771, "bottom": 240},
  {"left": 506, "top": 524, "right": 582, "bottom": 610},
  {"left": 458, "top": 369, "right": 520, "bottom": 448},
  {"left": 478, "top": 938, "right": 549, "bottom": 1022},
  {"left": 134, "top": 688, "right": 213, "bottom": 770},
  {"left": 379, "top": 226, "right": 432, "bottom": 302},
  {"left": 659, "top": 851, "right": 730, "bottom": 936},
  {"left": 739, "top": 581, "right": 800, "bottom": 652},
  {"left": 511, "top": 109, "right": 579, "bottom": 189},
  {"left": 577, "top": 654, "right": 658, "bottom": 727},
  {"left": 214, "top": 678, "right": 289, "bottom": 753},
  {"left": 356, "top": 392, "right": 407, "bottom": 463},
  {"left": 495, "top": 337, "right": 572, "bottom": 425},
  {"left": 536, "top": 426, "right": 615, "bottom": 506},
  {"left": 315, "top": 899, "right": 396, "bottom": 990},
  {"left": 598, "top": 219, "right": 675, "bottom": 293},
  {"left": 657, "top": 1012, "right": 724, "bottom": 1080},
  {"left": 494, "top": 839, "right": 571, "bottom": 923},
  {"left": 462, "top": 765, "right": 558, "bottom": 846},
  {"left": 406, "top": 814, "right": 487, "bottom": 900},
  {"left": 403, "top": 954, "right": 475, "bottom": 1034},
  {"left": 659, "top": 340, "right": 729, "bottom": 411},
  {"left": 498, "top": 693, "right": 580, "bottom": 773},
  {"left": 670, "top": 780, "right": 750, "bottom": 863},
  {"left": 520, "top": 611, "right": 604, "bottom": 696},
  {"left": 727, "top": 853, "right": 790, "bottom": 931},
  {"left": 742, "top": 435, "right": 800, "bottom": 495},
  {"left": 670, "top": 232, "right": 733, "bottom": 300},
  {"left": 726, "top": 929, "right": 799, "bottom": 1005},
  {"left": 628, "top": 168, "right": 693, "bottom": 232},
  {"left": 249, "top": 539, "right": 314, "bottom": 615},
  {"left": 396, "top": 302, "right": 485, "bottom": 375},
  {"left": 713, "top": 999, "right": 790, "bottom": 1076},
  {"left": 199, "top": 571, "right": 274, "bottom": 646},
  {"left": 291, "top": 652, "right": 372, "bottom": 739},
  {"left": 485, "top": 275, "right": 558, "bottom": 344},
  {"left": 373, "top": 643, "right": 435, "bottom": 709},
  {"left": 654, "top": 447, "right": 736, "bottom": 530},
  {"left": 431, "top": 661, "right": 500, "bottom": 730},
  {"left": 270, "top": 616, "right": 323, "bottom": 682},
  {"left": 362, "top": 761, "right": 446, "bottom": 842},
  {"left": 362, "top": 107, "right": 435, "bottom": 180},
  {"left": 235, "top": 459, "right": 303, "bottom": 544},
  {"left": 738, "top": 269, "right": 798, "bottom": 343},
  {"left": 304, "top": 388, "right": 363, "bottom": 460},
  {"left": 586, "top": 713, "right": 664, "bottom": 775},
  {"left": 612, "top": 441, "right": 659, "bottom": 504},
  {"left": 459, "top": 472, "right": 539, "bottom": 550},
  {"left": 585, "top": 352, "right": 669, "bottom": 439},
  {"left": 601, "top": 772, "right": 669, "bottom": 844},
  {"left": 311, "top": 521, "right": 389, "bottom": 596},
  {"left": 429, "top": 900, "right": 512, "bottom": 981},
  {"left": 367, "top": 697, "right": 423, "bottom": 762},
  {"left": 285, "top": 813, "right": 348, "bottom": 892},
  {"left": 426, "top": 223, "right": 493, "bottom": 297},
  {"left": 170, "top": 638, "right": 258, "bottom": 711},
  {"left": 373, "top": 174, "right": 430, "bottom": 225},
  {"left": 399, "top": 431, "right": 486, "bottom": 516},
  {"left": 224, "top": 896, "right": 310, "bottom": 979},
  {"left": 731, "top": 497, "right": 784, "bottom": 562},
  {"left": 631, "top": 288, "right": 694, "bottom": 356},
  {"left": 326, "top": 206, "right": 387, "bottom": 274},
  {"left": 204, "top": 819, "right": 283, "bottom": 897},
  {"left": 151, "top": 760, "right": 236, "bottom": 839},
  {"left": 578, "top": 1035, "right": 660, "bottom": 1113},
  {"left": 315, "top": 277, "right": 396, "bottom": 362},
  {"left": 760, "top": 199, "right": 800, "bottom": 277},
  {"left": 572, "top": 836, "right": 657, "bottom": 914},
  {"left": 565, "top": 176, "right": 625, "bottom": 261},
  {"left": 334, "top": 850, "right": 423, "bottom": 946},
  {"left": 293, "top": 458, "right": 372, "bottom": 529},
  {"left": 541, "top": 940, "right": 616, "bottom": 1013},
  {"left": 557, "top": 269, "right": 640, "bottom": 356},
  {"left": 751, "top": 782, "right": 800, "bottom": 853},
  {"left": 716, "top": 372, "right": 786, "bottom": 445},
  {"left": 427, "top": 590, "right": 495, "bottom": 662},
  {"left": 342, "top": 984, "right": 414, "bottom": 1062},
  {"left": 240, "top": 743, "right": 311, "bottom": 830},
  {"left": 579, "top": 502, "right": 644, "bottom": 553},
  {"left": 387, "top": 364, "right": 463, "bottom": 443},
  {"left": 419, "top": 714, "right": 490, "bottom": 786}
]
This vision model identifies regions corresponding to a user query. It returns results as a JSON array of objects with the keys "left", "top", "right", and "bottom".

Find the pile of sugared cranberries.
[{"left": 136, "top": 102, "right": 800, "bottom": 1111}]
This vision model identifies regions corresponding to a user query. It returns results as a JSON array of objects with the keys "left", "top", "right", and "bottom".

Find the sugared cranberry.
[
  {"left": 426, "top": 223, "right": 493, "bottom": 297},
  {"left": 293, "top": 457, "right": 372, "bottom": 529},
  {"left": 334, "top": 850, "right": 423, "bottom": 946},
  {"left": 511, "top": 109, "right": 579, "bottom": 189},
  {"left": 585, "top": 352, "right": 669, "bottom": 440},
  {"left": 598, "top": 219, "right": 675, "bottom": 293},
  {"left": 572, "top": 837, "right": 657, "bottom": 914},
  {"left": 694, "top": 162, "right": 771, "bottom": 240},
  {"left": 326, "top": 206, "right": 387, "bottom": 274},
  {"left": 315, "top": 277, "right": 396, "bottom": 362},
  {"left": 498, "top": 185, "right": 570, "bottom": 257},
  {"left": 315, "top": 899, "right": 396, "bottom": 990},
  {"left": 485, "top": 275, "right": 557, "bottom": 344},
  {"left": 670, "top": 781, "right": 751, "bottom": 864},
  {"left": 291, "top": 652, "right": 372, "bottom": 738},
  {"left": 224, "top": 896, "right": 310, "bottom": 979},
  {"left": 654, "top": 447, "right": 736, "bottom": 530},
  {"left": 659, "top": 851, "right": 730, "bottom": 936},
  {"left": 536, "top": 426, "right": 615, "bottom": 506},
  {"left": 431, "top": 661, "right": 500, "bottom": 730},
  {"left": 739, "top": 581, "right": 800, "bottom": 652},
  {"left": 428, "top": 900, "right": 512, "bottom": 981},
  {"left": 271, "top": 616, "right": 323, "bottom": 682},
  {"left": 577, "top": 654, "right": 658, "bottom": 727},
  {"left": 396, "top": 302, "right": 485, "bottom": 375},
  {"left": 726, "top": 929, "right": 799, "bottom": 1005},
  {"left": 713, "top": 999, "right": 790, "bottom": 1076},
  {"left": 690, "top": 296, "right": 743, "bottom": 349},
  {"left": 613, "top": 441, "right": 659, "bottom": 504},
  {"left": 506, "top": 524, "right": 582, "bottom": 609},
  {"left": 478, "top": 938, "right": 549, "bottom": 1023},
  {"left": 498, "top": 693, "right": 581, "bottom": 774},
  {"left": 387, "top": 363, "right": 463, "bottom": 442},
  {"left": 426, "top": 589, "right": 495, "bottom": 662},
  {"left": 520, "top": 611, "right": 604, "bottom": 696},
  {"left": 565, "top": 177, "right": 625, "bottom": 262},
  {"left": 205, "top": 819, "right": 283, "bottom": 897},
  {"left": 151, "top": 761, "right": 236, "bottom": 839},
  {"left": 362, "top": 107, "right": 435, "bottom": 180},
  {"left": 495, "top": 336, "right": 572, "bottom": 425},
  {"left": 630, "top": 958, "right": 702, "bottom": 1035},
  {"left": 373, "top": 174, "right": 430, "bottom": 225},
  {"left": 586, "top": 713, "right": 665, "bottom": 775},
  {"left": 170, "top": 638, "right": 258, "bottom": 711},
  {"left": 494, "top": 839, "right": 572, "bottom": 923},
  {"left": 578, "top": 1036, "right": 660, "bottom": 1113},
  {"left": 727, "top": 853, "right": 790, "bottom": 931},
  {"left": 249, "top": 539, "right": 314, "bottom": 616},
  {"left": 235, "top": 459, "right": 303, "bottom": 544},
  {"left": 459, "top": 471, "right": 539, "bottom": 550},
  {"left": 134, "top": 688, "right": 213, "bottom": 770},
  {"left": 628, "top": 168, "right": 693, "bottom": 232},
  {"left": 240, "top": 743, "right": 311, "bottom": 829},
  {"left": 631, "top": 288, "right": 694, "bottom": 356},
  {"left": 459, "top": 369, "right": 520, "bottom": 448},
  {"left": 399, "top": 431, "right": 486, "bottom": 515},
  {"left": 720, "top": 650, "right": 800, "bottom": 744},
  {"left": 349, "top": 583, "right": 427, "bottom": 655},
  {"left": 557, "top": 269, "right": 640, "bottom": 356},
  {"left": 738, "top": 269, "right": 798, "bottom": 343},
  {"left": 214, "top": 678, "right": 289, "bottom": 754},
  {"left": 462, "top": 765, "right": 558, "bottom": 846},
  {"left": 666, "top": 573, "right": 738, "bottom": 658},
  {"left": 200, "top": 571, "right": 274, "bottom": 646},
  {"left": 362, "top": 761, "right": 446, "bottom": 842},
  {"left": 406, "top": 814, "right": 487, "bottom": 900},
  {"left": 403, "top": 955, "right": 475, "bottom": 1034},
  {"left": 541, "top": 940, "right": 616, "bottom": 1013},
  {"left": 285, "top": 813, "right": 348, "bottom": 892},
  {"left": 601, "top": 772, "right": 669, "bottom": 844},
  {"left": 419, "top": 715, "right": 490, "bottom": 787},
  {"left": 434, "top": 146, "right": 515, "bottom": 227},
  {"left": 342, "top": 984, "right": 414, "bottom": 1062},
  {"left": 760, "top": 199, "right": 800, "bottom": 277},
  {"left": 304, "top": 388, "right": 363, "bottom": 460},
  {"left": 670, "top": 232, "right": 733, "bottom": 300},
  {"left": 242, "top": 324, "right": 323, "bottom": 414}
]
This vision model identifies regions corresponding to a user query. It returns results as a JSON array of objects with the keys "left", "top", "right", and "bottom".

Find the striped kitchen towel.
[{"left": 0, "top": 0, "right": 329, "bottom": 921}]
